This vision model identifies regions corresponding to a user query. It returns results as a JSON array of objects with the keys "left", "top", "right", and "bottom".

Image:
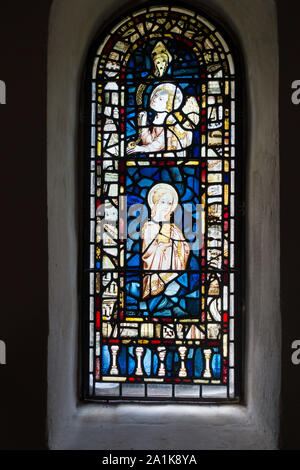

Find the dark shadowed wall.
[{"left": 0, "top": 0, "right": 52, "bottom": 450}]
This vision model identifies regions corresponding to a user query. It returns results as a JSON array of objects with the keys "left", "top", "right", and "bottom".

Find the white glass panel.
[
  {"left": 89, "top": 296, "right": 94, "bottom": 321},
  {"left": 92, "top": 57, "right": 99, "bottom": 79},
  {"left": 91, "top": 126, "right": 95, "bottom": 146},
  {"left": 89, "top": 323, "right": 94, "bottom": 346},
  {"left": 223, "top": 286, "right": 228, "bottom": 310},
  {"left": 90, "top": 197, "right": 95, "bottom": 219},
  {"left": 230, "top": 243, "right": 234, "bottom": 268},
  {"left": 229, "top": 369, "right": 235, "bottom": 398},
  {"left": 202, "top": 386, "right": 227, "bottom": 399},
  {"left": 90, "top": 172, "right": 95, "bottom": 195},
  {"left": 90, "top": 220, "right": 95, "bottom": 243},
  {"left": 231, "top": 100, "right": 235, "bottom": 123},
  {"left": 227, "top": 54, "right": 235, "bottom": 74},
  {"left": 91, "top": 103, "right": 96, "bottom": 125},
  {"left": 175, "top": 385, "right": 200, "bottom": 398},
  {"left": 230, "top": 273, "right": 234, "bottom": 293},
  {"left": 231, "top": 81, "right": 235, "bottom": 99},
  {"left": 89, "top": 374, "right": 94, "bottom": 394},
  {"left": 90, "top": 244, "right": 94, "bottom": 269},
  {"left": 95, "top": 382, "right": 120, "bottom": 396},
  {"left": 230, "top": 295, "right": 234, "bottom": 317},
  {"left": 89, "top": 273, "right": 94, "bottom": 295},
  {"left": 89, "top": 349, "right": 93, "bottom": 373},
  {"left": 147, "top": 384, "right": 172, "bottom": 398},
  {"left": 122, "top": 384, "right": 145, "bottom": 397},
  {"left": 231, "top": 125, "right": 235, "bottom": 145},
  {"left": 230, "top": 319, "right": 234, "bottom": 341},
  {"left": 229, "top": 342, "right": 234, "bottom": 367}
]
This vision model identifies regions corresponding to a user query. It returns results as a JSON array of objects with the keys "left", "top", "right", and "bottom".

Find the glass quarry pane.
[
  {"left": 202, "top": 386, "right": 227, "bottom": 399},
  {"left": 95, "top": 382, "right": 120, "bottom": 396},
  {"left": 147, "top": 384, "right": 173, "bottom": 397},
  {"left": 175, "top": 385, "right": 200, "bottom": 398}
]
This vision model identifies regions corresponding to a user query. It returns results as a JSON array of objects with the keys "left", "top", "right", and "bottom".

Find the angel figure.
[
  {"left": 126, "top": 83, "right": 200, "bottom": 157},
  {"left": 142, "top": 183, "right": 190, "bottom": 299}
]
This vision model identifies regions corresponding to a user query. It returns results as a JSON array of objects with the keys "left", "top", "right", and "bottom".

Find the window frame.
[{"left": 80, "top": 1, "right": 246, "bottom": 405}]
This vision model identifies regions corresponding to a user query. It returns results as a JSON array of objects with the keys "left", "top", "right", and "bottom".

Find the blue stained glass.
[
  {"left": 184, "top": 167, "right": 196, "bottom": 175},
  {"left": 102, "top": 346, "right": 111, "bottom": 374},
  {"left": 126, "top": 123, "right": 136, "bottom": 137},
  {"left": 166, "top": 351, "right": 173, "bottom": 375},
  {"left": 148, "top": 296, "right": 163, "bottom": 312},
  {"left": 128, "top": 347, "right": 136, "bottom": 375},
  {"left": 157, "top": 298, "right": 174, "bottom": 310},
  {"left": 189, "top": 257, "right": 200, "bottom": 270},
  {"left": 194, "top": 349, "right": 203, "bottom": 377},
  {"left": 127, "top": 254, "right": 140, "bottom": 267},
  {"left": 152, "top": 353, "right": 158, "bottom": 376},
  {"left": 154, "top": 309, "right": 171, "bottom": 317},
  {"left": 126, "top": 296, "right": 137, "bottom": 305},
  {"left": 118, "top": 347, "right": 127, "bottom": 375},
  {"left": 127, "top": 239, "right": 134, "bottom": 251},
  {"left": 212, "top": 354, "right": 221, "bottom": 378},
  {"left": 190, "top": 274, "right": 200, "bottom": 290},
  {"left": 173, "top": 306, "right": 187, "bottom": 317},
  {"left": 143, "top": 349, "right": 152, "bottom": 376},
  {"left": 126, "top": 279, "right": 140, "bottom": 298},
  {"left": 139, "top": 178, "right": 154, "bottom": 187},
  {"left": 181, "top": 188, "right": 194, "bottom": 202},
  {"left": 194, "top": 131, "right": 200, "bottom": 144},
  {"left": 127, "top": 195, "right": 143, "bottom": 206},
  {"left": 177, "top": 273, "right": 188, "bottom": 287},
  {"left": 186, "top": 360, "right": 193, "bottom": 377},
  {"left": 186, "top": 299, "right": 200, "bottom": 317}
]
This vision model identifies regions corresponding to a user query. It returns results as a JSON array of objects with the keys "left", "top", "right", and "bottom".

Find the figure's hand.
[
  {"left": 138, "top": 111, "right": 147, "bottom": 126},
  {"left": 126, "top": 146, "right": 136, "bottom": 155},
  {"left": 126, "top": 144, "right": 143, "bottom": 155}
]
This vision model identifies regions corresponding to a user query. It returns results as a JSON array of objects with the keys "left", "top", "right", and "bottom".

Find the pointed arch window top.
[{"left": 83, "top": 4, "right": 242, "bottom": 402}]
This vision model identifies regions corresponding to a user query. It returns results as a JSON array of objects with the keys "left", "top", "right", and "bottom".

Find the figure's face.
[
  {"left": 155, "top": 192, "right": 173, "bottom": 220},
  {"left": 150, "top": 90, "right": 169, "bottom": 112},
  {"left": 154, "top": 55, "right": 168, "bottom": 77}
]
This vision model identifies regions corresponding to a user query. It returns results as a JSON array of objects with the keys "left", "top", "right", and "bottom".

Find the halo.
[
  {"left": 150, "top": 83, "right": 183, "bottom": 110},
  {"left": 148, "top": 183, "right": 179, "bottom": 212}
]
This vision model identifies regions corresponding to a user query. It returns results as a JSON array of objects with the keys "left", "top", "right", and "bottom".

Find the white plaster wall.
[{"left": 47, "top": 0, "right": 280, "bottom": 449}]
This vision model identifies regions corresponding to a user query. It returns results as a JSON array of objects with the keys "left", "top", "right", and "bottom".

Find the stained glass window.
[{"left": 82, "top": 5, "right": 243, "bottom": 402}]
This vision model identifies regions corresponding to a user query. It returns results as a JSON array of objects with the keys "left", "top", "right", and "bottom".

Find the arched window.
[{"left": 82, "top": 4, "right": 243, "bottom": 402}]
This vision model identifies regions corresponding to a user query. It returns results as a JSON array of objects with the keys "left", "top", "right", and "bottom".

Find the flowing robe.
[
  {"left": 139, "top": 115, "right": 193, "bottom": 153},
  {"left": 142, "top": 221, "right": 190, "bottom": 299}
]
